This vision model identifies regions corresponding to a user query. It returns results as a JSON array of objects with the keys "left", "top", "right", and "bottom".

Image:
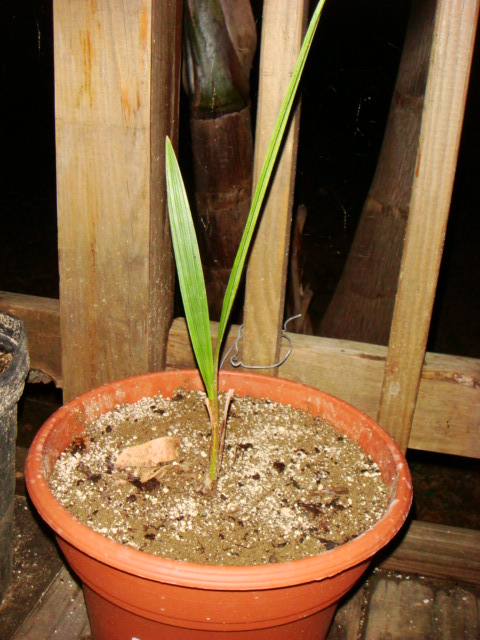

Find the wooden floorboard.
[
  {"left": 326, "top": 581, "right": 366, "bottom": 639},
  {"left": 12, "top": 563, "right": 480, "bottom": 639},
  {"left": 379, "top": 520, "right": 480, "bottom": 585},
  {"left": 363, "top": 570, "right": 480, "bottom": 640},
  {"left": 12, "top": 566, "right": 91, "bottom": 640}
]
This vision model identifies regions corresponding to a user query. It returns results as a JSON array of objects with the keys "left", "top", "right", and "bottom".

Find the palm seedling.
[{"left": 165, "top": 0, "right": 326, "bottom": 492}]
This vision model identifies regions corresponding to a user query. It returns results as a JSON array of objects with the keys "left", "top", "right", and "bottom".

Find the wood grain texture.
[
  {"left": 326, "top": 582, "right": 365, "bottom": 639},
  {"left": 0, "top": 292, "right": 61, "bottom": 385},
  {"left": 12, "top": 566, "right": 90, "bottom": 640},
  {"left": 54, "top": 0, "right": 181, "bottom": 401},
  {"left": 242, "top": 0, "right": 309, "bottom": 373},
  {"left": 148, "top": 0, "right": 183, "bottom": 372},
  {"left": 3, "top": 297, "right": 479, "bottom": 458},
  {"left": 377, "top": 0, "right": 480, "bottom": 451},
  {"left": 379, "top": 520, "right": 480, "bottom": 585},
  {"left": 167, "top": 318, "right": 480, "bottom": 458},
  {"left": 364, "top": 570, "right": 480, "bottom": 638}
]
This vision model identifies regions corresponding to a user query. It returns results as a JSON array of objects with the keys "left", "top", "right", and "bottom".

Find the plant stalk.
[
  {"left": 207, "top": 379, "right": 220, "bottom": 483},
  {"left": 166, "top": 0, "right": 327, "bottom": 494}
]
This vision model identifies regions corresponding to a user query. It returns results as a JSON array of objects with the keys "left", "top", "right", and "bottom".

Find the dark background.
[{"left": 1, "top": 0, "right": 479, "bottom": 358}]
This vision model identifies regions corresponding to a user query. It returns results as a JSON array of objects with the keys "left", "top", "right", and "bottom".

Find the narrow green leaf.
[
  {"left": 165, "top": 137, "right": 215, "bottom": 400},
  {"left": 213, "top": 0, "right": 327, "bottom": 369}
]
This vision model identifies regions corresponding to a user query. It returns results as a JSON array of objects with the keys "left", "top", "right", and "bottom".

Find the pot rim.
[{"left": 26, "top": 369, "right": 412, "bottom": 591}]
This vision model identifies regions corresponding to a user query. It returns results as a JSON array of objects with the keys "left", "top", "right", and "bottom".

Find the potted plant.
[
  {"left": 25, "top": 2, "right": 412, "bottom": 638},
  {"left": 0, "top": 311, "right": 29, "bottom": 602}
]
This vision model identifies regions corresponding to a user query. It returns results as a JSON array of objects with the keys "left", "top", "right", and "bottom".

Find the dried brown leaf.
[
  {"left": 115, "top": 436, "right": 180, "bottom": 470},
  {"left": 136, "top": 466, "right": 168, "bottom": 483}
]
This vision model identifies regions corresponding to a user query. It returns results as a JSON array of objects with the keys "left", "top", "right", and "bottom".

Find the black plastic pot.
[{"left": 0, "top": 312, "right": 29, "bottom": 602}]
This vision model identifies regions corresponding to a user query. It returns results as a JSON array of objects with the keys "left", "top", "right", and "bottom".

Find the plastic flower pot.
[
  {"left": 26, "top": 370, "right": 412, "bottom": 639},
  {"left": 0, "top": 312, "right": 29, "bottom": 602}
]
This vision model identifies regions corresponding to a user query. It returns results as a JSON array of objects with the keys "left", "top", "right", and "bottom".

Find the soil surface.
[{"left": 49, "top": 390, "right": 389, "bottom": 566}]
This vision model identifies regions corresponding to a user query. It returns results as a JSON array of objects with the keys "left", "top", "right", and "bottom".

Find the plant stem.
[
  {"left": 166, "top": 1, "right": 327, "bottom": 495},
  {"left": 207, "top": 379, "right": 220, "bottom": 484},
  {"left": 205, "top": 385, "right": 233, "bottom": 492}
]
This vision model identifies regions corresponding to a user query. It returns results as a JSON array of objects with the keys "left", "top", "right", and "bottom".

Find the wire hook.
[{"left": 220, "top": 314, "right": 301, "bottom": 370}]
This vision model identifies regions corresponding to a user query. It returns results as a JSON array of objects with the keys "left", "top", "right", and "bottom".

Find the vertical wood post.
[
  {"left": 241, "top": 0, "right": 309, "bottom": 374},
  {"left": 377, "top": 0, "right": 479, "bottom": 451},
  {"left": 55, "top": 0, "right": 182, "bottom": 401}
]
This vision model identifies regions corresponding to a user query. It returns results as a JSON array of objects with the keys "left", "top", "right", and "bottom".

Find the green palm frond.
[
  {"left": 165, "top": 138, "right": 215, "bottom": 401},
  {"left": 165, "top": 0, "right": 327, "bottom": 485},
  {"left": 213, "top": 0, "right": 326, "bottom": 369}
]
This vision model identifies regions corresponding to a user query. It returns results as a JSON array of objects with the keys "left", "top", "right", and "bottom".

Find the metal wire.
[{"left": 220, "top": 314, "right": 301, "bottom": 370}]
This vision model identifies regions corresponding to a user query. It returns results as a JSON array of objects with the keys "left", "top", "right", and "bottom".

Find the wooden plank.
[
  {"left": 2, "top": 294, "right": 477, "bottom": 459},
  {"left": 435, "top": 588, "right": 480, "bottom": 640},
  {"left": 326, "top": 582, "right": 365, "bottom": 640},
  {"left": 0, "top": 292, "right": 61, "bottom": 386},
  {"left": 377, "top": 0, "right": 480, "bottom": 451},
  {"left": 364, "top": 571, "right": 480, "bottom": 639},
  {"left": 54, "top": 0, "right": 181, "bottom": 401},
  {"left": 379, "top": 520, "right": 480, "bottom": 586},
  {"left": 15, "top": 559, "right": 478, "bottom": 640},
  {"left": 409, "top": 352, "right": 480, "bottom": 456},
  {"left": 242, "top": 0, "right": 308, "bottom": 373},
  {"left": 168, "top": 318, "right": 480, "bottom": 458},
  {"left": 12, "top": 566, "right": 90, "bottom": 640},
  {"left": 365, "top": 575, "right": 436, "bottom": 639}
]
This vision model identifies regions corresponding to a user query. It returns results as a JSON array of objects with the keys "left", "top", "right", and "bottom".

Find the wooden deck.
[
  {"left": 11, "top": 562, "right": 480, "bottom": 640},
  {"left": 10, "top": 567, "right": 480, "bottom": 640},
  {"left": 2, "top": 494, "right": 479, "bottom": 639}
]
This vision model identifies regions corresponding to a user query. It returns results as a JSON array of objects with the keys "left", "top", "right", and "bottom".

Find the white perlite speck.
[{"left": 48, "top": 390, "right": 389, "bottom": 566}]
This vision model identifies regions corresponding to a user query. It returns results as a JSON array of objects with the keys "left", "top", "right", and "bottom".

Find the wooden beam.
[
  {"left": 377, "top": 0, "right": 480, "bottom": 451},
  {"left": 0, "top": 293, "right": 61, "bottom": 386},
  {"left": 167, "top": 318, "right": 480, "bottom": 459},
  {"left": 242, "top": 0, "right": 308, "bottom": 373},
  {"left": 2, "top": 297, "right": 479, "bottom": 459},
  {"left": 379, "top": 520, "right": 480, "bottom": 586},
  {"left": 54, "top": 0, "right": 182, "bottom": 401}
]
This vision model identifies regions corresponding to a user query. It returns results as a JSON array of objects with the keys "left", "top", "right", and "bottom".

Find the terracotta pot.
[{"left": 26, "top": 370, "right": 412, "bottom": 639}]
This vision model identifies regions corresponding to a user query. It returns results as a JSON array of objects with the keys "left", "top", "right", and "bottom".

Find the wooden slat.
[
  {"left": 54, "top": 0, "right": 181, "bottom": 401},
  {"left": 364, "top": 570, "right": 480, "bottom": 638},
  {"left": 0, "top": 292, "right": 61, "bottom": 386},
  {"left": 168, "top": 318, "right": 480, "bottom": 459},
  {"left": 13, "top": 545, "right": 479, "bottom": 640},
  {"left": 379, "top": 520, "right": 480, "bottom": 585},
  {"left": 326, "top": 582, "right": 365, "bottom": 639},
  {"left": 377, "top": 0, "right": 480, "bottom": 451},
  {"left": 434, "top": 588, "right": 480, "bottom": 639},
  {"left": 2, "top": 295, "right": 479, "bottom": 459},
  {"left": 12, "top": 566, "right": 90, "bottom": 640},
  {"left": 329, "top": 568, "right": 480, "bottom": 639},
  {"left": 242, "top": 0, "right": 308, "bottom": 373}
]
